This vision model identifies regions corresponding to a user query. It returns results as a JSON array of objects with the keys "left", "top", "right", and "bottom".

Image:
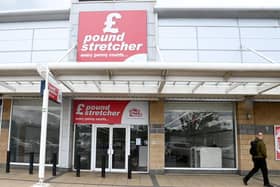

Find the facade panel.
[
  {"left": 32, "top": 51, "right": 69, "bottom": 63},
  {"left": 158, "top": 18, "right": 238, "bottom": 27},
  {"left": 199, "top": 51, "right": 241, "bottom": 63},
  {"left": 0, "top": 21, "right": 70, "bottom": 64},
  {"left": 238, "top": 19, "right": 280, "bottom": 26},
  {"left": 161, "top": 50, "right": 198, "bottom": 62},
  {"left": 158, "top": 18, "right": 280, "bottom": 63},
  {"left": 0, "top": 52, "right": 31, "bottom": 63}
]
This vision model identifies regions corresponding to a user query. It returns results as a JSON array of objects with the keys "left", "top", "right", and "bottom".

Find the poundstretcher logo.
[
  {"left": 73, "top": 100, "right": 129, "bottom": 124},
  {"left": 77, "top": 11, "right": 147, "bottom": 62}
]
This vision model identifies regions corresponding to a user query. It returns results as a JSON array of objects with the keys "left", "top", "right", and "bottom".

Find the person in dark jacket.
[{"left": 243, "top": 132, "right": 273, "bottom": 187}]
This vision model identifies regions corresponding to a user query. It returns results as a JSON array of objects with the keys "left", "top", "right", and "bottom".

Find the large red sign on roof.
[{"left": 77, "top": 10, "right": 147, "bottom": 62}]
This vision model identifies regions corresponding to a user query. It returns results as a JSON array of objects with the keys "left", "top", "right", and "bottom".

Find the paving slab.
[
  {"left": 0, "top": 169, "right": 279, "bottom": 187},
  {"left": 50, "top": 172, "right": 153, "bottom": 187},
  {"left": 156, "top": 174, "right": 268, "bottom": 187}
]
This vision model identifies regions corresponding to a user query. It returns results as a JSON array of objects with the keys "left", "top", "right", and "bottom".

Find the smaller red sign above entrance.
[
  {"left": 77, "top": 10, "right": 147, "bottom": 62},
  {"left": 73, "top": 100, "right": 129, "bottom": 124}
]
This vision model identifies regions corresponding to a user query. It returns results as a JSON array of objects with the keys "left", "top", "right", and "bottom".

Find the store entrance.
[
  {"left": 74, "top": 124, "right": 149, "bottom": 173},
  {"left": 73, "top": 125, "right": 129, "bottom": 172},
  {"left": 94, "top": 126, "right": 128, "bottom": 172},
  {"left": 73, "top": 100, "right": 149, "bottom": 173}
]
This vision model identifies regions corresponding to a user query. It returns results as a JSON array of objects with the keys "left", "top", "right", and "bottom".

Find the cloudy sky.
[
  {"left": 157, "top": 0, "right": 280, "bottom": 8},
  {"left": 0, "top": 0, "right": 71, "bottom": 11},
  {"left": 0, "top": 0, "right": 280, "bottom": 12}
]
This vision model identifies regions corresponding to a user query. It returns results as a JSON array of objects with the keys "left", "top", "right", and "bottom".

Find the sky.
[
  {"left": 0, "top": 0, "right": 71, "bottom": 11},
  {"left": 0, "top": 0, "right": 280, "bottom": 12},
  {"left": 157, "top": 0, "right": 280, "bottom": 8}
]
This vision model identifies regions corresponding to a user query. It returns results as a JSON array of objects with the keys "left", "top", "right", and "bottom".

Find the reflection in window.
[
  {"left": 130, "top": 125, "right": 148, "bottom": 171},
  {"left": 74, "top": 125, "right": 92, "bottom": 170},
  {"left": 10, "top": 99, "right": 60, "bottom": 164},
  {"left": 165, "top": 102, "right": 235, "bottom": 168}
]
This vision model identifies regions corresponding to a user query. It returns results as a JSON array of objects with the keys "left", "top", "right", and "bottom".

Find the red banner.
[
  {"left": 77, "top": 10, "right": 147, "bottom": 62},
  {"left": 275, "top": 125, "right": 280, "bottom": 160},
  {"left": 73, "top": 100, "right": 129, "bottom": 124},
  {"left": 48, "top": 82, "right": 62, "bottom": 104}
]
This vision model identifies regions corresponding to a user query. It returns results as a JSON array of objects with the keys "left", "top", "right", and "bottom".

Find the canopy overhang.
[{"left": 1, "top": 62, "right": 280, "bottom": 100}]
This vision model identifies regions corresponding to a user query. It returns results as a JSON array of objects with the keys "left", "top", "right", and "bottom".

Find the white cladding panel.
[
  {"left": 0, "top": 21, "right": 70, "bottom": 64},
  {"left": 158, "top": 18, "right": 280, "bottom": 63},
  {"left": 243, "top": 51, "right": 280, "bottom": 63},
  {"left": 241, "top": 39, "right": 280, "bottom": 50},
  {"left": 240, "top": 28, "right": 280, "bottom": 38},
  {"left": 198, "top": 39, "right": 240, "bottom": 50},
  {"left": 0, "top": 40, "right": 33, "bottom": 51},
  {"left": 59, "top": 97, "right": 73, "bottom": 168},
  {"left": 0, "top": 29, "right": 33, "bottom": 40},
  {"left": 161, "top": 50, "right": 198, "bottom": 62},
  {"left": 160, "top": 38, "right": 197, "bottom": 50},
  {"left": 197, "top": 27, "right": 239, "bottom": 38},
  {"left": 0, "top": 52, "right": 31, "bottom": 63},
  {"left": 238, "top": 19, "right": 279, "bottom": 26},
  {"left": 32, "top": 51, "right": 68, "bottom": 63},
  {"left": 199, "top": 51, "right": 241, "bottom": 63},
  {"left": 158, "top": 18, "right": 238, "bottom": 27}
]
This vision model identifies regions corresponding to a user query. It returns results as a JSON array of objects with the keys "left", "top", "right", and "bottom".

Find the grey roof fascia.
[{"left": 0, "top": 8, "right": 70, "bottom": 23}]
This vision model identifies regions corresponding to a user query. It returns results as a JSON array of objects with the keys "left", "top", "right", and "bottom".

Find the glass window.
[
  {"left": 165, "top": 102, "right": 236, "bottom": 169},
  {"left": 130, "top": 125, "right": 148, "bottom": 171},
  {"left": 74, "top": 125, "right": 92, "bottom": 170},
  {"left": 10, "top": 99, "right": 60, "bottom": 164}
]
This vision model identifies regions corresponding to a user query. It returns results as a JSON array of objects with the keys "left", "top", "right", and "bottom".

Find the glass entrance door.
[
  {"left": 95, "top": 127, "right": 109, "bottom": 169},
  {"left": 112, "top": 128, "right": 126, "bottom": 170},
  {"left": 74, "top": 125, "right": 92, "bottom": 170},
  {"left": 94, "top": 126, "right": 127, "bottom": 172}
]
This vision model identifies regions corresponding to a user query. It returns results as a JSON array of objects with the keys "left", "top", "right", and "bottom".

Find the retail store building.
[{"left": 0, "top": 0, "right": 280, "bottom": 175}]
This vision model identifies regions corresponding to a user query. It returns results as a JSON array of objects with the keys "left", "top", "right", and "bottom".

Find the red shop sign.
[
  {"left": 73, "top": 100, "right": 129, "bottom": 124},
  {"left": 48, "top": 82, "right": 62, "bottom": 104},
  {"left": 275, "top": 125, "right": 280, "bottom": 160},
  {"left": 77, "top": 10, "right": 147, "bottom": 62}
]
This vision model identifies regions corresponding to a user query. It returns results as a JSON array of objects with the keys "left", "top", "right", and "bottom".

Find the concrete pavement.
[{"left": 0, "top": 169, "right": 279, "bottom": 187}]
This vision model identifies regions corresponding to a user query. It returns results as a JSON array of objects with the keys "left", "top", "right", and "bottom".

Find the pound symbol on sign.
[{"left": 103, "top": 13, "right": 122, "bottom": 34}]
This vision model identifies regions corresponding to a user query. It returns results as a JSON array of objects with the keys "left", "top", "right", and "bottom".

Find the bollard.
[
  {"left": 128, "top": 155, "right": 132, "bottom": 179},
  {"left": 101, "top": 155, "right": 106, "bottom": 178},
  {"left": 6, "top": 151, "right": 10, "bottom": 173},
  {"left": 52, "top": 153, "right": 57, "bottom": 176},
  {"left": 76, "top": 154, "right": 80, "bottom": 177},
  {"left": 29, "top": 152, "right": 34, "bottom": 174}
]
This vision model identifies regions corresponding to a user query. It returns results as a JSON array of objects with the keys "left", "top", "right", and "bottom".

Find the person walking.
[{"left": 243, "top": 132, "right": 273, "bottom": 187}]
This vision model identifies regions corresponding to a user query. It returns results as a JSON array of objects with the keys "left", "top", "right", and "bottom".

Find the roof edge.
[
  {"left": 2, "top": 62, "right": 280, "bottom": 72},
  {"left": 155, "top": 6, "right": 280, "bottom": 18},
  {"left": 0, "top": 8, "right": 70, "bottom": 23}
]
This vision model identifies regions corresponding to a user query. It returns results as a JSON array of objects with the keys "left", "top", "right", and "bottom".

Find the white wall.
[
  {"left": 0, "top": 21, "right": 70, "bottom": 64},
  {"left": 158, "top": 18, "right": 280, "bottom": 63},
  {"left": 59, "top": 97, "right": 73, "bottom": 169}
]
